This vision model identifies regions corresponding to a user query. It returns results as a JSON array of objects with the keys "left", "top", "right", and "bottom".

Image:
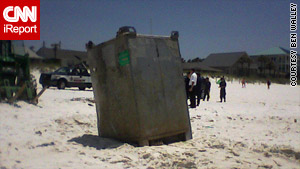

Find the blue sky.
[{"left": 26, "top": 0, "right": 299, "bottom": 60}]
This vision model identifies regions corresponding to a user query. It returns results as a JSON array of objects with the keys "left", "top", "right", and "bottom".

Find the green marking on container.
[{"left": 119, "top": 50, "right": 130, "bottom": 66}]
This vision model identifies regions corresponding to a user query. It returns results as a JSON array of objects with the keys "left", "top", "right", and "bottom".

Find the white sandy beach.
[{"left": 0, "top": 72, "right": 299, "bottom": 169}]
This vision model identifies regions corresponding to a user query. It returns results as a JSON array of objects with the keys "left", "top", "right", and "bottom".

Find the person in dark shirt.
[
  {"left": 184, "top": 76, "right": 190, "bottom": 100},
  {"left": 267, "top": 79, "right": 271, "bottom": 89},
  {"left": 203, "top": 77, "right": 211, "bottom": 101},
  {"left": 219, "top": 77, "right": 227, "bottom": 102},
  {"left": 195, "top": 73, "right": 202, "bottom": 106}
]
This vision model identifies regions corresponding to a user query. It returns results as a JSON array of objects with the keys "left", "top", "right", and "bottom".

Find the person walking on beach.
[
  {"left": 219, "top": 77, "right": 226, "bottom": 102},
  {"left": 267, "top": 79, "right": 271, "bottom": 89},
  {"left": 242, "top": 79, "right": 246, "bottom": 88},
  {"left": 203, "top": 77, "right": 211, "bottom": 101},
  {"left": 196, "top": 73, "right": 202, "bottom": 106},
  {"left": 188, "top": 69, "right": 197, "bottom": 108}
]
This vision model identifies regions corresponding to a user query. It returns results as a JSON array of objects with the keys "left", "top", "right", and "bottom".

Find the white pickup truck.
[{"left": 39, "top": 67, "right": 92, "bottom": 90}]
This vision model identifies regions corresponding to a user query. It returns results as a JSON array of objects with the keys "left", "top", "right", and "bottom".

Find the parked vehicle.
[{"left": 39, "top": 66, "right": 92, "bottom": 90}]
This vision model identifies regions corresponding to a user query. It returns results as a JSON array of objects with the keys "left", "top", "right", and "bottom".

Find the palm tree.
[
  {"left": 191, "top": 57, "right": 204, "bottom": 62},
  {"left": 245, "top": 57, "right": 252, "bottom": 76},
  {"left": 266, "top": 60, "right": 276, "bottom": 76},
  {"left": 257, "top": 56, "right": 270, "bottom": 76},
  {"left": 181, "top": 58, "right": 186, "bottom": 63},
  {"left": 238, "top": 56, "right": 251, "bottom": 76}
]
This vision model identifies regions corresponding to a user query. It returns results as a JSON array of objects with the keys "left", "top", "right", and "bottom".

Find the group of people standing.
[
  {"left": 185, "top": 69, "right": 212, "bottom": 108},
  {"left": 185, "top": 69, "right": 227, "bottom": 108},
  {"left": 185, "top": 69, "right": 274, "bottom": 108}
]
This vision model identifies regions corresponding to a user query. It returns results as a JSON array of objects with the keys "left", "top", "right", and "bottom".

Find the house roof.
[
  {"left": 202, "top": 52, "right": 248, "bottom": 68},
  {"left": 25, "top": 47, "right": 43, "bottom": 59},
  {"left": 182, "top": 62, "right": 221, "bottom": 72},
  {"left": 252, "top": 47, "right": 289, "bottom": 56},
  {"left": 36, "top": 47, "right": 87, "bottom": 60}
]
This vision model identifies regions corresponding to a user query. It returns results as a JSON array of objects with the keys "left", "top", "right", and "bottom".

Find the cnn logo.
[
  {"left": 3, "top": 6, "right": 37, "bottom": 22},
  {"left": 0, "top": 0, "right": 40, "bottom": 40}
]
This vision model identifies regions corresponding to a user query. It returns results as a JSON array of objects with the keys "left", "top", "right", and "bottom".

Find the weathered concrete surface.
[{"left": 87, "top": 33, "right": 192, "bottom": 145}]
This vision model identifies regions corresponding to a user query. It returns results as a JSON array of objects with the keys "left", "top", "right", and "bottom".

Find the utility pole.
[{"left": 51, "top": 42, "right": 61, "bottom": 59}]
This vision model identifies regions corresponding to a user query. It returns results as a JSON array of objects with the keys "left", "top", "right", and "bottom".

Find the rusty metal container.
[{"left": 87, "top": 27, "right": 192, "bottom": 146}]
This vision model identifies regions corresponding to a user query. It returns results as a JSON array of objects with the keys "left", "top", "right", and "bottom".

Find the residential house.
[
  {"left": 202, "top": 52, "right": 251, "bottom": 75},
  {"left": 182, "top": 62, "right": 221, "bottom": 73},
  {"left": 25, "top": 47, "right": 44, "bottom": 64},
  {"left": 250, "top": 47, "right": 298, "bottom": 75},
  {"left": 36, "top": 44, "right": 87, "bottom": 67}
]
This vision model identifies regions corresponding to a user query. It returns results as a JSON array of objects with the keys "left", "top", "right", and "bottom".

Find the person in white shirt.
[{"left": 188, "top": 69, "right": 197, "bottom": 108}]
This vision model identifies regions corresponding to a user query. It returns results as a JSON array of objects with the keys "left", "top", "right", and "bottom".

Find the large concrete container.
[{"left": 87, "top": 27, "right": 192, "bottom": 146}]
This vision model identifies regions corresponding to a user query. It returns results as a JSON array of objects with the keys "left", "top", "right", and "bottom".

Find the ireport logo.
[{"left": 0, "top": 0, "right": 40, "bottom": 40}]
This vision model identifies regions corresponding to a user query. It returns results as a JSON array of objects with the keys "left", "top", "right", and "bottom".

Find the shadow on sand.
[
  {"left": 68, "top": 134, "right": 124, "bottom": 150},
  {"left": 64, "top": 88, "right": 93, "bottom": 92},
  {"left": 44, "top": 87, "right": 93, "bottom": 92}
]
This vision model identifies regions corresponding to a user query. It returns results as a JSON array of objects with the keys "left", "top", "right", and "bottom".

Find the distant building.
[
  {"left": 36, "top": 42, "right": 87, "bottom": 67},
  {"left": 202, "top": 52, "right": 251, "bottom": 74},
  {"left": 250, "top": 47, "right": 298, "bottom": 74},
  {"left": 25, "top": 47, "right": 44, "bottom": 64},
  {"left": 182, "top": 62, "right": 221, "bottom": 73}
]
